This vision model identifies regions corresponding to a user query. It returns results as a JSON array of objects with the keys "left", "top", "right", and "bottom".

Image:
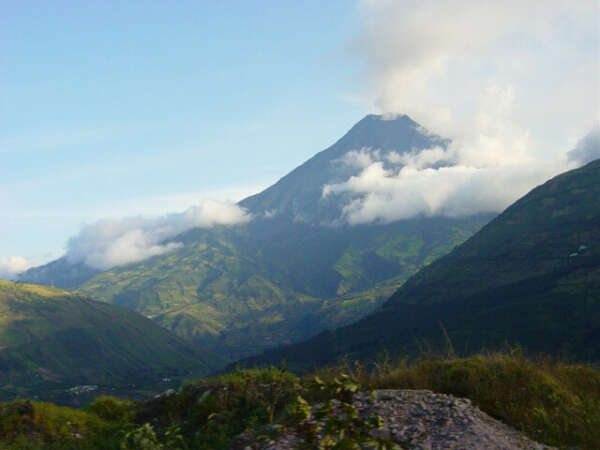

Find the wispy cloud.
[
  {"left": 325, "top": 0, "right": 598, "bottom": 225},
  {"left": 64, "top": 200, "right": 252, "bottom": 270},
  {"left": 567, "top": 126, "right": 600, "bottom": 166},
  {"left": 0, "top": 256, "right": 40, "bottom": 280}
]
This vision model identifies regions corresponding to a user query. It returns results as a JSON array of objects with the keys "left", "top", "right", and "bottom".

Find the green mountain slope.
[
  {"left": 77, "top": 216, "right": 488, "bottom": 360},
  {"left": 242, "top": 160, "right": 600, "bottom": 370},
  {"left": 21, "top": 115, "right": 493, "bottom": 361},
  {"left": 0, "top": 280, "right": 221, "bottom": 405}
]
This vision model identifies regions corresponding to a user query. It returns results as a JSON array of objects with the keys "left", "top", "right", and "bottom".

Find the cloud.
[
  {"left": 324, "top": 85, "right": 583, "bottom": 223},
  {"left": 355, "top": 0, "right": 598, "bottom": 138},
  {"left": 324, "top": 159, "right": 567, "bottom": 224},
  {"left": 325, "top": 0, "right": 598, "bottom": 224},
  {"left": 567, "top": 126, "right": 600, "bottom": 166},
  {"left": 0, "top": 256, "right": 40, "bottom": 280},
  {"left": 65, "top": 200, "right": 251, "bottom": 270}
]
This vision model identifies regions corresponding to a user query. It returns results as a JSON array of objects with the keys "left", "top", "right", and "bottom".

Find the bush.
[
  {"left": 88, "top": 396, "right": 133, "bottom": 423},
  {"left": 312, "top": 351, "right": 600, "bottom": 448},
  {"left": 0, "top": 355, "right": 598, "bottom": 449}
]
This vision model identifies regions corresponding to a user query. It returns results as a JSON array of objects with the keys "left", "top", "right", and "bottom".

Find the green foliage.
[
  {"left": 313, "top": 351, "right": 600, "bottom": 449},
  {"left": 120, "top": 423, "right": 187, "bottom": 450},
  {"left": 76, "top": 216, "right": 488, "bottom": 362},
  {"left": 245, "top": 160, "right": 600, "bottom": 370},
  {"left": 88, "top": 397, "right": 133, "bottom": 423},
  {"left": 289, "top": 374, "right": 397, "bottom": 449},
  {"left": 0, "top": 354, "right": 598, "bottom": 448},
  {"left": 0, "top": 398, "right": 122, "bottom": 449},
  {"left": 131, "top": 367, "right": 301, "bottom": 449}
]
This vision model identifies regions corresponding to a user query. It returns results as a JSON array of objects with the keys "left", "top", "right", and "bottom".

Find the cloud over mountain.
[
  {"left": 324, "top": 86, "right": 579, "bottom": 224},
  {"left": 65, "top": 200, "right": 251, "bottom": 270},
  {"left": 326, "top": 0, "right": 598, "bottom": 225},
  {"left": 568, "top": 126, "right": 600, "bottom": 166},
  {"left": 0, "top": 256, "right": 39, "bottom": 280}
]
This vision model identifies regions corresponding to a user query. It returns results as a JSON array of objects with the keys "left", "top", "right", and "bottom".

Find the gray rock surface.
[{"left": 233, "top": 389, "right": 554, "bottom": 449}]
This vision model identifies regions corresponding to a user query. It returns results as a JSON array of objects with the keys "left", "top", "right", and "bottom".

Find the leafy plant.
[{"left": 289, "top": 374, "right": 397, "bottom": 449}]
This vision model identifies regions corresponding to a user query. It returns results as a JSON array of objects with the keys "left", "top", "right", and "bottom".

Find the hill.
[
  {"left": 0, "top": 280, "right": 220, "bottom": 405},
  {"left": 242, "top": 159, "right": 600, "bottom": 370},
  {"left": 19, "top": 115, "right": 493, "bottom": 361}
]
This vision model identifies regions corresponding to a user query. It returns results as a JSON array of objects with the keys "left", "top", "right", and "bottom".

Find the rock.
[{"left": 232, "top": 389, "right": 554, "bottom": 449}]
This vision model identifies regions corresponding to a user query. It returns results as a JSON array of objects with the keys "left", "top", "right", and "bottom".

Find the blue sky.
[
  {"left": 1, "top": 1, "right": 365, "bottom": 260},
  {"left": 1, "top": 1, "right": 598, "bottom": 276}
]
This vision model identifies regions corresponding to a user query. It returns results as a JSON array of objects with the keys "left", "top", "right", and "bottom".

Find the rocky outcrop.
[{"left": 234, "top": 389, "right": 554, "bottom": 449}]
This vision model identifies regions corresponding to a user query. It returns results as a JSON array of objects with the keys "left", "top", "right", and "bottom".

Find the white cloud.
[
  {"left": 324, "top": 84, "right": 584, "bottom": 223},
  {"left": 325, "top": 160, "right": 569, "bottom": 224},
  {"left": 0, "top": 256, "right": 40, "bottom": 280},
  {"left": 325, "top": 0, "right": 598, "bottom": 224},
  {"left": 567, "top": 125, "right": 600, "bottom": 165},
  {"left": 65, "top": 200, "right": 252, "bottom": 270},
  {"left": 355, "top": 0, "right": 598, "bottom": 138},
  {"left": 334, "top": 148, "right": 379, "bottom": 170}
]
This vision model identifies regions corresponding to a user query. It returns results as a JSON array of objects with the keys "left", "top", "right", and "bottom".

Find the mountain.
[
  {"left": 239, "top": 114, "right": 448, "bottom": 223},
  {"left": 17, "top": 256, "right": 100, "bottom": 288},
  {"left": 18, "top": 115, "right": 493, "bottom": 361},
  {"left": 242, "top": 160, "right": 600, "bottom": 370},
  {"left": 0, "top": 280, "right": 220, "bottom": 405}
]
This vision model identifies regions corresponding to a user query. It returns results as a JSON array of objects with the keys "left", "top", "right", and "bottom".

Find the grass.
[
  {"left": 312, "top": 350, "right": 600, "bottom": 448},
  {"left": 0, "top": 352, "right": 598, "bottom": 449}
]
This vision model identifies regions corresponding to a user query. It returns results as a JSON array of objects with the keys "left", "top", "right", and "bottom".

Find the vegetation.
[
  {"left": 244, "top": 160, "right": 600, "bottom": 370},
  {"left": 0, "top": 353, "right": 597, "bottom": 449},
  {"left": 21, "top": 114, "right": 491, "bottom": 362},
  {"left": 314, "top": 351, "right": 600, "bottom": 448},
  {"left": 0, "top": 281, "right": 220, "bottom": 405},
  {"left": 71, "top": 216, "right": 487, "bottom": 363}
]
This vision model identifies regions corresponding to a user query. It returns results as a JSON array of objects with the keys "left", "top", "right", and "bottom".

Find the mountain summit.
[
  {"left": 239, "top": 114, "right": 447, "bottom": 223},
  {"left": 18, "top": 115, "right": 490, "bottom": 361}
]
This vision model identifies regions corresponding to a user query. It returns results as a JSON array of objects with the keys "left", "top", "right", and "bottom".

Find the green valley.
[
  {"left": 15, "top": 115, "right": 492, "bottom": 361},
  {"left": 76, "top": 216, "right": 488, "bottom": 361},
  {"left": 0, "top": 281, "right": 220, "bottom": 405}
]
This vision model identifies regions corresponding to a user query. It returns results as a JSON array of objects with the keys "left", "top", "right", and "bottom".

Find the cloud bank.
[
  {"left": 324, "top": 148, "right": 568, "bottom": 224},
  {"left": 0, "top": 256, "right": 40, "bottom": 280},
  {"left": 326, "top": 0, "right": 598, "bottom": 224},
  {"left": 65, "top": 200, "right": 251, "bottom": 270},
  {"left": 355, "top": 0, "right": 598, "bottom": 138}
]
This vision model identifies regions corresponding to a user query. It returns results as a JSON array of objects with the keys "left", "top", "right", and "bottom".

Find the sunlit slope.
[
  {"left": 29, "top": 114, "right": 492, "bottom": 360},
  {"left": 78, "top": 216, "right": 488, "bottom": 360},
  {"left": 243, "top": 160, "right": 600, "bottom": 370},
  {"left": 0, "top": 281, "right": 220, "bottom": 401}
]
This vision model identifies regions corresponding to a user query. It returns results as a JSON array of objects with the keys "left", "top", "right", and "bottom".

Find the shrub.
[{"left": 88, "top": 396, "right": 133, "bottom": 423}]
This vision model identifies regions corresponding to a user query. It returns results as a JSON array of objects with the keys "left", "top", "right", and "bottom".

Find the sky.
[{"left": 1, "top": 0, "right": 599, "bottom": 278}]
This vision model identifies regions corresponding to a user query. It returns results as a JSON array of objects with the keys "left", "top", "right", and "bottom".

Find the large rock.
[{"left": 235, "top": 389, "right": 553, "bottom": 449}]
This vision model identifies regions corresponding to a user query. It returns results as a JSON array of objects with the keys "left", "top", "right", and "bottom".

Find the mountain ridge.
[
  {"left": 0, "top": 280, "right": 221, "bottom": 405},
  {"left": 18, "top": 114, "right": 493, "bottom": 362},
  {"left": 239, "top": 159, "right": 600, "bottom": 370}
]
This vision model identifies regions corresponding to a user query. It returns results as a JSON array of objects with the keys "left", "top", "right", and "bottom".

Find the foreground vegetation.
[{"left": 0, "top": 351, "right": 598, "bottom": 449}]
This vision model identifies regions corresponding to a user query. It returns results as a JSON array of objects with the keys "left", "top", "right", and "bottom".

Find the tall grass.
[{"left": 312, "top": 350, "right": 600, "bottom": 448}]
